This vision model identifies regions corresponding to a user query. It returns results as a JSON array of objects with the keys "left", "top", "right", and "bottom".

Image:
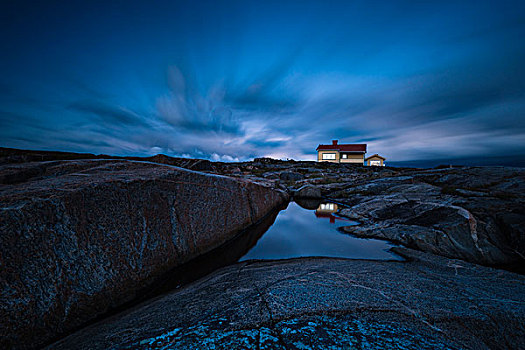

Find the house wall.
[
  {"left": 318, "top": 150, "right": 340, "bottom": 163},
  {"left": 340, "top": 153, "right": 364, "bottom": 164},
  {"left": 366, "top": 157, "right": 385, "bottom": 166}
]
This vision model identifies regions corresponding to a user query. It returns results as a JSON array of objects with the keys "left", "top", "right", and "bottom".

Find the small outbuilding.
[{"left": 365, "top": 154, "right": 386, "bottom": 166}]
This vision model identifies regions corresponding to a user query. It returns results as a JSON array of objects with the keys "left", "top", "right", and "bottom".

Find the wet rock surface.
[
  {"left": 51, "top": 248, "right": 525, "bottom": 350},
  {"left": 0, "top": 159, "right": 288, "bottom": 349}
]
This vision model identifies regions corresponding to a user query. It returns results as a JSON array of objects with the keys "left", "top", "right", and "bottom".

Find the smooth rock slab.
[
  {"left": 0, "top": 160, "right": 288, "bottom": 349},
  {"left": 50, "top": 248, "right": 525, "bottom": 350}
]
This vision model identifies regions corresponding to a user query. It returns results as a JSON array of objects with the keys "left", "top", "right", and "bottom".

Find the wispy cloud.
[
  {"left": 68, "top": 100, "right": 150, "bottom": 127},
  {"left": 1, "top": 1, "right": 524, "bottom": 163}
]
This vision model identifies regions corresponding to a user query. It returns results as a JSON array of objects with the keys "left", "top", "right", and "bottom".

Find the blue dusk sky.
[{"left": 1, "top": 0, "right": 524, "bottom": 163}]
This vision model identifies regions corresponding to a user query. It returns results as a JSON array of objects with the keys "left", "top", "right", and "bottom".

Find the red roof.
[{"left": 316, "top": 140, "right": 367, "bottom": 153}]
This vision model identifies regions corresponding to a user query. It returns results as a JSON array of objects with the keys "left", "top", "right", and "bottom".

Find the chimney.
[{"left": 332, "top": 140, "right": 338, "bottom": 146}]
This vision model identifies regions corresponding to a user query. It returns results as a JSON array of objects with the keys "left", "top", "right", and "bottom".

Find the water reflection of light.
[
  {"left": 240, "top": 202, "right": 400, "bottom": 261},
  {"left": 318, "top": 203, "right": 337, "bottom": 212},
  {"left": 315, "top": 202, "right": 349, "bottom": 224}
]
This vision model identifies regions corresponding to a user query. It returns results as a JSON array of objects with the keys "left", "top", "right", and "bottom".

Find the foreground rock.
[
  {"left": 332, "top": 167, "right": 525, "bottom": 270},
  {"left": 0, "top": 160, "right": 288, "bottom": 349},
  {"left": 50, "top": 248, "right": 525, "bottom": 349}
]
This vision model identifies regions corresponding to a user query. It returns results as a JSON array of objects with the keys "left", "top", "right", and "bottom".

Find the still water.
[{"left": 240, "top": 201, "right": 401, "bottom": 261}]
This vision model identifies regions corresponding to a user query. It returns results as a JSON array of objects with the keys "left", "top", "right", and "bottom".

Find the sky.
[{"left": 1, "top": 0, "right": 524, "bottom": 164}]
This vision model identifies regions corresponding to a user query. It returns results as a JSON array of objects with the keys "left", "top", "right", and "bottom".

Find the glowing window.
[{"left": 322, "top": 153, "right": 336, "bottom": 160}]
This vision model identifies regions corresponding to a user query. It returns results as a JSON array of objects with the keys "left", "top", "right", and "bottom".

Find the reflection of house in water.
[
  {"left": 318, "top": 203, "right": 338, "bottom": 213},
  {"left": 315, "top": 202, "right": 349, "bottom": 224}
]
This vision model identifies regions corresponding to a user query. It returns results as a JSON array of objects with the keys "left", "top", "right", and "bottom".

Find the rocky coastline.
[{"left": 1, "top": 147, "right": 524, "bottom": 349}]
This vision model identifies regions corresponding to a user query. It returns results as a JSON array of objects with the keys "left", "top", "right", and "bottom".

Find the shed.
[{"left": 365, "top": 154, "right": 386, "bottom": 166}]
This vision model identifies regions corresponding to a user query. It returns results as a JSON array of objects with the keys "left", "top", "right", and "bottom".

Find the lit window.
[
  {"left": 322, "top": 153, "right": 336, "bottom": 160},
  {"left": 342, "top": 154, "right": 347, "bottom": 159},
  {"left": 320, "top": 203, "right": 335, "bottom": 211}
]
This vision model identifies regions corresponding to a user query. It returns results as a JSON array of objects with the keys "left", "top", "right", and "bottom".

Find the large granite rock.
[
  {"left": 333, "top": 167, "right": 525, "bottom": 269},
  {"left": 0, "top": 160, "right": 288, "bottom": 349},
  {"left": 49, "top": 248, "right": 525, "bottom": 349}
]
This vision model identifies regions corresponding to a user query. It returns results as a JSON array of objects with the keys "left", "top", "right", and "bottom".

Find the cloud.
[
  {"left": 156, "top": 66, "right": 242, "bottom": 135},
  {"left": 1, "top": 1, "right": 524, "bottom": 164},
  {"left": 68, "top": 100, "right": 149, "bottom": 127},
  {"left": 4, "top": 53, "right": 525, "bottom": 163},
  {"left": 222, "top": 49, "right": 303, "bottom": 113},
  {"left": 150, "top": 57, "right": 525, "bottom": 162}
]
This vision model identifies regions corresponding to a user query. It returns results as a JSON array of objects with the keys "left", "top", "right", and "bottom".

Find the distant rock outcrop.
[
  {"left": 0, "top": 147, "right": 216, "bottom": 172},
  {"left": 0, "top": 160, "right": 288, "bottom": 349}
]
